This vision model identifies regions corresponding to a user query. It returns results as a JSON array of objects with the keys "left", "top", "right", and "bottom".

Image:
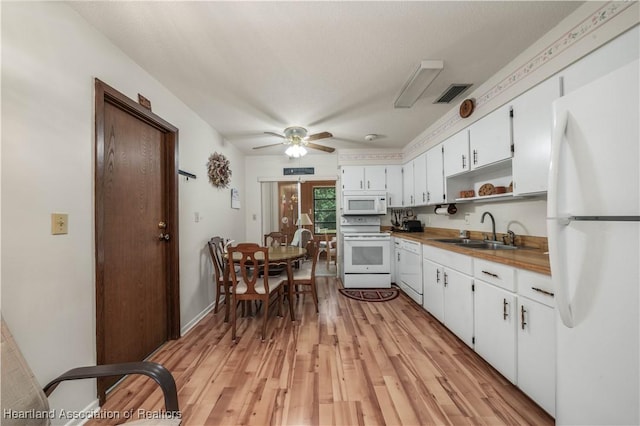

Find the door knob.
[{"left": 158, "top": 221, "right": 167, "bottom": 229}]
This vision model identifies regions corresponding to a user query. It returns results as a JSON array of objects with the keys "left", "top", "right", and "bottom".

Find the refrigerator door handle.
[
  {"left": 548, "top": 219, "right": 575, "bottom": 328},
  {"left": 548, "top": 108, "right": 575, "bottom": 328},
  {"left": 548, "top": 108, "right": 568, "bottom": 222}
]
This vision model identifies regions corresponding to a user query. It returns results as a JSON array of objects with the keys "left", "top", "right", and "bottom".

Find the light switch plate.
[{"left": 51, "top": 213, "right": 68, "bottom": 235}]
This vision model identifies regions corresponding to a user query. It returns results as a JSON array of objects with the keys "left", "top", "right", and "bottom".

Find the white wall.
[
  {"left": 1, "top": 2, "right": 245, "bottom": 421},
  {"left": 245, "top": 154, "right": 338, "bottom": 244}
]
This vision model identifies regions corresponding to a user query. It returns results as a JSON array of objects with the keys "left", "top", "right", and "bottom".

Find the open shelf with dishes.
[{"left": 446, "top": 160, "right": 516, "bottom": 204}]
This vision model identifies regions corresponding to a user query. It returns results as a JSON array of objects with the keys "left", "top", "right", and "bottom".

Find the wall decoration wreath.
[{"left": 207, "top": 152, "right": 232, "bottom": 188}]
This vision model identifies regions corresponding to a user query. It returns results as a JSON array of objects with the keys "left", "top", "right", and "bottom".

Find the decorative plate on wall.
[
  {"left": 459, "top": 98, "right": 475, "bottom": 118},
  {"left": 207, "top": 152, "right": 232, "bottom": 188}
]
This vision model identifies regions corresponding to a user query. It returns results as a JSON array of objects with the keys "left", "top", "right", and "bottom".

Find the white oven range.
[{"left": 340, "top": 216, "right": 391, "bottom": 288}]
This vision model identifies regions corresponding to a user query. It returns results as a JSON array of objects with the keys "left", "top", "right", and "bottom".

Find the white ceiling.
[{"left": 69, "top": 1, "right": 582, "bottom": 156}]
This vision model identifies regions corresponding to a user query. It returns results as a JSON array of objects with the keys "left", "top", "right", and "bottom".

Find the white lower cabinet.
[
  {"left": 517, "top": 270, "right": 556, "bottom": 417},
  {"left": 474, "top": 280, "right": 517, "bottom": 384},
  {"left": 443, "top": 268, "right": 474, "bottom": 347},
  {"left": 422, "top": 258, "right": 444, "bottom": 322},
  {"left": 422, "top": 244, "right": 474, "bottom": 347},
  {"left": 420, "top": 244, "right": 556, "bottom": 417}
]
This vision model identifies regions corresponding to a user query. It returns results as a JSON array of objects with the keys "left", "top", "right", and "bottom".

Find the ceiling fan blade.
[
  {"left": 305, "top": 131, "right": 333, "bottom": 142},
  {"left": 253, "top": 142, "right": 284, "bottom": 150},
  {"left": 264, "top": 131, "right": 285, "bottom": 139},
  {"left": 306, "top": 142, "right": 335, "bottom": 153}
]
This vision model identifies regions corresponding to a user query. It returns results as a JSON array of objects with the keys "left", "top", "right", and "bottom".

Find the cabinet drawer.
[
  {"left": 473, "top": 259, "right": 515, "bottom": 292},
  {"left": 422, "top": 244, "right": 472, "bottom": 275},
  {"left": 517, "top": 269, "right": 555, "bottom": 308}
]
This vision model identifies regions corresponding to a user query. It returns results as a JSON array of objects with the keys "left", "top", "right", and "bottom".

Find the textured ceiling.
[{"left": 70, "top": 1, "right": 582, "bottom": 156}]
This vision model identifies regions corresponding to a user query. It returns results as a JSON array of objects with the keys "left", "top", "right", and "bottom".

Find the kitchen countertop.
[{"left": 391, "top": 230, "right": 551, "bottom": 276}]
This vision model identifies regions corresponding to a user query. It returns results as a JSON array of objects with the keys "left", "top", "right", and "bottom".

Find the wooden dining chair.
[
  {"left": 227, "top": 243, "right": 284, "bottom": 342},
  {"left": 264, "top": 232, "right": 288, "bottom": 275},
  {"left": 264, "top": 231, "right": 287, "bottom": 248},
  {"left": 289, "top": 240, "right": 320, "bottom": 313},
  {"left": 207, "top": 236, "right": 229, "bottom": 314},
  {"left": 326, "top": 233, "right": 337, "bottom": 269}
]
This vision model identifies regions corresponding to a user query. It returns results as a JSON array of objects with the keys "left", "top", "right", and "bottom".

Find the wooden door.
[{"left": 95, "top": 80, "right": 179, "bottom": 403}]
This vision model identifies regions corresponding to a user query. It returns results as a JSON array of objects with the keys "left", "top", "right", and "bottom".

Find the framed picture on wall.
[{"left": 231, "top": 188, "right": 240, "bottom": 209}]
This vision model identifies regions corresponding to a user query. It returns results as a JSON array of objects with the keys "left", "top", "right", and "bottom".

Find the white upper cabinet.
[
  {"left": 413, "top": 153, "right": 428, "bottom": 206},
  {"left": 443, "top": 129, "right": 470, "bottom": 177},
  {"left": 386, "top": 165, "right": 403, "bottom": 208},
  {"left": 426, "top": 144, "right": 446, "bottom": 205},
  {"left": 341, "top": 165, "right": 386, "bottom": 191},
  {"left": 469, "top": 104, "right": 512, "bottom": 170},
  {"left": 511, "top": 77, "right": 560, "bottom": 195},
  {"left": 402, "top": 161, "right": 414, "bottom": 206}
]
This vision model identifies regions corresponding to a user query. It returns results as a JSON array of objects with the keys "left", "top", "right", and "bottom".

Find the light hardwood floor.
[{"left": 89, "top": 277, "right": 553, "bottom": 425}]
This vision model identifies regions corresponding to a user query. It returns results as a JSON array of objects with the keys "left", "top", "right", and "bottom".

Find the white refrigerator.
[{"left": 548, "top": 59, "right": 639, "bottom": 425}]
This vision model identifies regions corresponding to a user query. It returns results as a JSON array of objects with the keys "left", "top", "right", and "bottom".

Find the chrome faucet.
[{"left": 481, "top": 211, "right": 497, "bottom": 241}]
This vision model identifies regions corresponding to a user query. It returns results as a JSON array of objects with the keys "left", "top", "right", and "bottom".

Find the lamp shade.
[{"left": 296, "top": 213, "right": 313, "bottom": 226}]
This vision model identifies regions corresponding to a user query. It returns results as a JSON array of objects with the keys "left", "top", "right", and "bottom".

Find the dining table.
[{"left": 223, "top": 245, "right": 307, "bottom": 323}]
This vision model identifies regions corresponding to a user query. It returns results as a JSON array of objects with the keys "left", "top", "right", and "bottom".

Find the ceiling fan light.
[{"left": 285, "top": 145, "right": 307, "bottom": 158}]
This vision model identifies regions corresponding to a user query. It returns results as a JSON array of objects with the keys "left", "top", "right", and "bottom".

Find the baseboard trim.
[
  {"left": 64, "top": 399, "right": 100, "bottom": 426},
  {"left": 180, "top": 299, "right": 221, "bottom": 336}
]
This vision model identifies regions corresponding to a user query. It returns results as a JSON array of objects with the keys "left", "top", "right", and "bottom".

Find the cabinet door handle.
[
  {"left": 367, "top": 180, "right": 370, "bottom": 189},
  {"left": 436, "top": 269, "right": 440, "bottom": 283},
  {"left": 473, "top": 149, "right": 478, "bottom": 165},
  {"left": 397, "top": 253, "right": 400, "bottom": 261},
  {"left": 482, "top": 270, "right": 499, "bottom": 279},
  {"left": 503, "top": 298, "right": 508, "bottom": 320},
  {"left": 521, "top": 305, "right": 527, "bottom": 330},
  {"left": 443, "top": 272, "right": 448, "bottom": 287},
  {"left": 423, "top": 192, "right": 426, "bottom": 202},
  {"left": 462, "top": 154, "right": 466, "bottom": 169},
  {"left": 427, "top": 191, "right": 431, "bottom": 202},
  {"left": 360, "top": 180, "right": 363, "bottom": 189},
  {"left": 531, "top": 287, "right": 555, "bottom": 297}
]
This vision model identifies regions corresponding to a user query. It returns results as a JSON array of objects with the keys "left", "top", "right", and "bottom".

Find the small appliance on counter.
[{"left": 392, "top": 219, "right": 423, "bottom": 233}]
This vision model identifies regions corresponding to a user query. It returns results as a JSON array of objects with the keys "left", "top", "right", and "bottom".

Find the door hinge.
[
  {"left": 472, "top": 284, "right": 475, "bottom": 292},
  {"left": 472, "top": 337, "right": 475, "bottom": 344},
  {"left": 441, "top": 146, "right": 444, "bottom": 154},
  {"left": 509, "top": 108, "right": 514, "bottom": 118},
  {"left": 511, "top": 144, "right": 515, "bottom": 154}
]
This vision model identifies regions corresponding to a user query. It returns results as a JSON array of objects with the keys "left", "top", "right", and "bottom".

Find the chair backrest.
[
  {"left": 326, "top": 233, "right": 337, "bottom": 252},
  {"left": 300, "top": 229, "right": 314, "bottom": 248},
  {"left": 305, "top": 240, "right": 320, "bottom": 276},
  {"left": 227, "top": 243, "right": 271, "bottom": 295},
  {"left": 1, "top": 317, "right": 51, "bottom": 426},
  {"left": 264, "top": 232, "right": 287, "bottom": 248},
  {"left": 207, "top": 237, "right": 225, "bottom": 282},
  {"left": 291, "top": 228, "right": 314, "bottom": 248}
]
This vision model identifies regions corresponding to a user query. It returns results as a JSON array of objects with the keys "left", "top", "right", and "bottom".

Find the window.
[{"left": 313, "top": 186, "right": 336, "bottom": 234}]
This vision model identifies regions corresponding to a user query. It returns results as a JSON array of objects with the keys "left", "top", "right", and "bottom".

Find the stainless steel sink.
[
  {"left": 432, "top": 238, "right": 485, "bottom": 245},
  {"left": 432, "top": 237, "right": 518, "bottom": 250},
  {"left": 456, "top": 241, "right": 518, "bottom": 250}
]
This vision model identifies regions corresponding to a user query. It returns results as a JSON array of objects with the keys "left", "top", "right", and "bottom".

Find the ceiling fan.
[{"left": 253, "top": 126, "right": 335, "bottom": 156}]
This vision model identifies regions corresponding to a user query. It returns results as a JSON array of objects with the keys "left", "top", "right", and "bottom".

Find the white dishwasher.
[{"left": 399, "top": 239, "right": 423, "bottom": 304}]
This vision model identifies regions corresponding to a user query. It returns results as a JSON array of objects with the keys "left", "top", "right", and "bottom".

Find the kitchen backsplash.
[{"left": 382, "top": 197, "right": 547, "bottom": 237}]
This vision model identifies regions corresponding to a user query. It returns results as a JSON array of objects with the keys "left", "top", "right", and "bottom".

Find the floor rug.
[{"left": 338, "top": 288, "right": 399, "bottom": 302}]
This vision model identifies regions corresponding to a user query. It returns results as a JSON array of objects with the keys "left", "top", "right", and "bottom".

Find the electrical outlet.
[
  {"left": 51, "top": 213, "right": 68, "bottom": 235},
  {"left": 464, "top": 213, "right": 471, "bottom": 225}
]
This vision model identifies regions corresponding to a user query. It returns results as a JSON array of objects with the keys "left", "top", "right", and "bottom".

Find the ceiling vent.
[{"left": 434, "top": 84, "right": 472, "bottom": 104}]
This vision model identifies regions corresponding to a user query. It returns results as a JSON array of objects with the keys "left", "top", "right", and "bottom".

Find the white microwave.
[{"left": 342, "top": 191, "right": 387, "bottom": 215}]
